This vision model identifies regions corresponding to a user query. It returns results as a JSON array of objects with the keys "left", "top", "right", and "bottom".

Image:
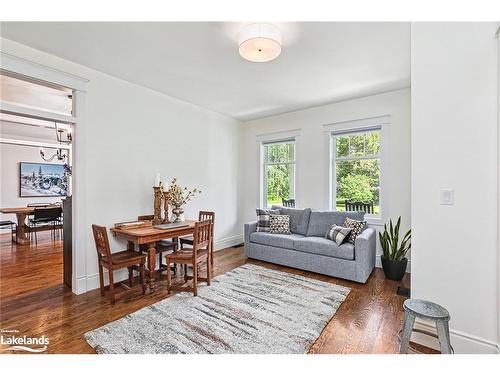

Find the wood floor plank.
[{"left": 0, "top": 232, "right": 437, "bottom": 354}]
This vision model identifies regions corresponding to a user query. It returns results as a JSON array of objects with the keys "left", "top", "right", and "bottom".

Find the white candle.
[
  {"left": 154, "top": 173, "right": 161, "bottom": 187},
  {"left": 162, "top": 176, "right": 169, "bottom": 190}
]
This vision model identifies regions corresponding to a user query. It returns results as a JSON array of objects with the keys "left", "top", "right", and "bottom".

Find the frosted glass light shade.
[{"left": 238, "top": 24, "right": 282, "bottom": 62}]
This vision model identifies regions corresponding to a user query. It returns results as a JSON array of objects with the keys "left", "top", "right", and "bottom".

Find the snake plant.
[{"left": 379, "top": 216, "right": 411, "bottom": 261}]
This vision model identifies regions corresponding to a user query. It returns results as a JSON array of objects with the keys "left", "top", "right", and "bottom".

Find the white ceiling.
[{"left": 0, "top": 22, "right": 410, "bottom": 121}]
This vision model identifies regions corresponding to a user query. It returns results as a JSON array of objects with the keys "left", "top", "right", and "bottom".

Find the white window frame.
[
  {"left": 261, "top": 139, "right": 296, "bottom": 208},
  {"left": 256, "top": 129, "right": 301, "bottom": 209},
  {"left": 324, "top": 115, "right": 390, "bottom": 225}
]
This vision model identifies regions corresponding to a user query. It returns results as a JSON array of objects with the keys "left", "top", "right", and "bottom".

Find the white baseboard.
[
  {"left": 74, "top": 276, "right": 87, "bottom": 295},
  {"left": 214, "top": 234, "right": 243, "bottom": 251},
  {"left": 412, "top": 320, "right": 500, "bottom": 354},
  {"left": 86, "top": 268, "right": 130, "bottom": 292},
  {"left": 375, "top": 255, "right": 411, "bottom": 273}
]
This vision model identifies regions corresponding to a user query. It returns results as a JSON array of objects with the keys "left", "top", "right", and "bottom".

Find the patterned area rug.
[{"left": 84, "top": 264, "right": 350, "bottom": 354}]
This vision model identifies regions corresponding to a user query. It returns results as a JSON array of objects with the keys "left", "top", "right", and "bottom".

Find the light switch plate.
[{"left": 440, "top": 189, "right": 454, "bottom": 205}]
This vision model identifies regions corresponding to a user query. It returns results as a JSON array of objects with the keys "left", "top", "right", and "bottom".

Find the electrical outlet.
[{"left": 440, "top": 189, "right": 454, "bottom": 205}]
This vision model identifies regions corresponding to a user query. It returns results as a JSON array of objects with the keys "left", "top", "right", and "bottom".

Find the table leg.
[
  {"left": 147, "top": 243, "right": 157, "bottom": 290},
  {"left": 14, "top": 213, "right": 30, "bottom": 245}
]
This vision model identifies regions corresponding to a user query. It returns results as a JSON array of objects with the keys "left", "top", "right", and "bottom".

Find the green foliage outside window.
[
  {"left": 336, "top": 131, "right": 381, "bottom": 214},
  {"left": 338, "top": 174, "right": 373, "bottom": 202},
  {"left": 265, "top": 143, "right": 295, "bottom": 206}
]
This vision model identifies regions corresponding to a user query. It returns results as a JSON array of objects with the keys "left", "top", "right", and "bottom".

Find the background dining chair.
[
  {"left": 137, "top": 215, "right": 178, "bottom": 275},
  {"left": 0, "top": 220, "right": 17, "bottom": 243},
  {"left": 166, "top": 219, "right": 213, "bottom": 296},
  {"left": 179, "top": 211, "right": 215, "bottom": 267},
  {"left": 92, "top": 225, "right": 146, "bottom": 304},
  {"left": 29, "top": 207, "right": 62, "bottom": 245}
]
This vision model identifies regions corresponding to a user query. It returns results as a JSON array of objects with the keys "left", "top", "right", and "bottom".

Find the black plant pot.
[{"left": 381, "top": 257, "right": 408, "bottom": 281}]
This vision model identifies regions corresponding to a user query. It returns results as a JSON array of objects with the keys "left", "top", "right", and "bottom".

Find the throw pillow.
[
  {"left": 256, "top": 208, "right": 280, "bottom": 232},
  {"left": 325, "top": 225, "right": 352, "bottom": 246},
  {"left": 343, "top": 217, "right": 367, "bottom": 243},
  {"left": 269, "top": 214, "right": 291, "bottom": 234}
]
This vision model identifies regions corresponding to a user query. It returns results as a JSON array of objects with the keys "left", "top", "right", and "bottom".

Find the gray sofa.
[{"left": 244, "top": 206, "right": 376, "bottom": 283}]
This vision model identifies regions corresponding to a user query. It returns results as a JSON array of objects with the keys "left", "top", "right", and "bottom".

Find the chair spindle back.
[
  {"left": 92, "top": 225, "right": 112, "bottom": 259},
  {"left": 192, "top": 219, "right": 212, "bottom": 258}
]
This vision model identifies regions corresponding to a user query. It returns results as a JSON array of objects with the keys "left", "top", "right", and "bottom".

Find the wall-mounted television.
[{"left": 19, "top": 162, "right": 68, "bottom": 197}]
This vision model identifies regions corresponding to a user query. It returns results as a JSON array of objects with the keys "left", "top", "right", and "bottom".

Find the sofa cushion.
[
  {"left": 250, "top": 232, "right": 304, "bottom": 249},
  {"left": 344, "top": 217, "right": 367, "bottom": 243},
  {"left": 272, "top": 206, "right": 312, "bottom": 235},
  {"left": 325, "top": 224, "right": 352, "bottom": 245},
  {"left": 269, "top": 214, "right": 290, "bottom": 234},
  {"left": 256, "top": 208, "right": 280, "bottom": 232},
  {"left": 306, "top": 210, "right": 365, "bottom": 237},
  {"left": 293, "top": 236, "right": 355, "bottom": 260}
]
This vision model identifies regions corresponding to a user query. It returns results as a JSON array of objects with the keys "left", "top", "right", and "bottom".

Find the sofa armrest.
[
  {"left": 354, "top": 227, "right": 377, "bottom": 283},
  {"left": 244, "top": 221, "right": 257, "bottom": 246}
]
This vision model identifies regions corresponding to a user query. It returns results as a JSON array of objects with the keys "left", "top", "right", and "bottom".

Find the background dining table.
[{"left": 0, "top": 206, "right": 58, "bottom": 245}]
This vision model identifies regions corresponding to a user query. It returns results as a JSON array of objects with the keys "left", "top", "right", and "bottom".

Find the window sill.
[{"left": 366, "top": 216, "right": 384, "bottom": 226}]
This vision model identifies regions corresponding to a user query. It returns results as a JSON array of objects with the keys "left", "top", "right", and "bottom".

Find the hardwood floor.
[{"left": 0, "top": 232, "right": 435, "bottom": 354}]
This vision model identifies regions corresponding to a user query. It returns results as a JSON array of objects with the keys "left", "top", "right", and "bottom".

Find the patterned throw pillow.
[
  {"left": 325, "top": 225, "right": 352, "bottom": 246},
  {"left": 269, "top": 214, "right": 291, "bottom": 234},
  {"left": 343, "top": 217, "right": 367, "bottom": 243},
  {"left": 256, "top": 208, "right": 280, "bottom": 232}
]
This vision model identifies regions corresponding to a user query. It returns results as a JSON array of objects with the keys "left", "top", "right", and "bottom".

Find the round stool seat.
[{"left": 403, "top": 299, "right": 450, "bottom": 321}]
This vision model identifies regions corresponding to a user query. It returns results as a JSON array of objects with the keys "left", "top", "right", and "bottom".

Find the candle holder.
[
  {"left": 162, "top": 189, "right": 170, "bottom": 224},
  {"left": 153, "top": 186, "right": 162, "bottom": 225}
]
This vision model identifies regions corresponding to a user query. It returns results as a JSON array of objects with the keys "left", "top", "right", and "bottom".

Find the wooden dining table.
[
  {"left": 0, "top": 205, "right": 58, "bottom": 245},
  {"left": 110, "top": 220, "right": 197, "bottom": 290}
]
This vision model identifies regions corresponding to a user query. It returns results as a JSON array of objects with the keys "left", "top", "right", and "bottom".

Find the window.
[
  {"left": 332, "top": 128, "right": 381, "bottom": 216},
  {"left": 262, "top": 140, "right": 295, "bottom": 208}
]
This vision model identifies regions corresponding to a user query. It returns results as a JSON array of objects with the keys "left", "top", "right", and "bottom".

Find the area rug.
[{"left": 84, "top": 264, "right": 350, "bottom": 354}]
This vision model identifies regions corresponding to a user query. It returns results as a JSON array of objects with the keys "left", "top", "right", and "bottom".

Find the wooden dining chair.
[
  {"left": 137, "top": 214, "right": 178, "bottom": 275},
  {"left": 92, "top": 225, "right": 147, "bottom": 304},
  {"left": 179, "top": 211, "right": 215, "bottom": 267},
  {"left": 165, "top": 219, "right": 213, "bottom": 296}
]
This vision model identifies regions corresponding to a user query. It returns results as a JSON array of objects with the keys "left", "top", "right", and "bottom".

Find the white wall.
[
  {"left": 0, "top": 38, "right": 242, "bottom": 294},
  {"left": 498, "top": 27, "right": 500, "bottom": 351},
  {"left": 239, "top": 89, "right": 412, "bottom": 268},
  {"left": 411, "top": 22, "right": 499, "bottom": 353},
  {"left": 0, "top": 143, "right": 65, "bottom": 212}
]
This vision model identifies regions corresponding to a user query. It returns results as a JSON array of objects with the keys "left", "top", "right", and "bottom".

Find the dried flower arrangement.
[{"left": 163, "top": 177, "right": 201, "bottom": 222}]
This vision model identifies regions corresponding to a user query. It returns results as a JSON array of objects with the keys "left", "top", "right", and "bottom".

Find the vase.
[
  {"left": 381, "top": 257, "right": 408, "bottom": 281},
  {"left": 172, "top": 206, "right": 185, "bottom": 223}
]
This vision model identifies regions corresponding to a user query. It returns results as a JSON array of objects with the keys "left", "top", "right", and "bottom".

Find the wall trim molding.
[
  {"left": 75, "top": 276, "right": 87, "bottom": 295},
  {"left": 1, "top": 51, "right": 89, "bottom": 92},
  {"left": 412, "top": 321, "right": 500, "bottom": 354},
  {"left": 255, "top": 128, "right": 302, "bottom": 143},
  {"left": 214, "top": 234, "right": 244, "bottom": 251},
  {"left": 322, "top": 114, "right": 391, "bottom": 133}
]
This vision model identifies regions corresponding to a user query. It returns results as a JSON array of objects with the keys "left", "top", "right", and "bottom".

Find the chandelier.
[{"left": 39, "top": 122, "right": 72, "bottom": 162}]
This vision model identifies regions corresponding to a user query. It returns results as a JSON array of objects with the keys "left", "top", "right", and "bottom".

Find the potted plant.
[{"left": 379, "top": 216, "right": 411, "bottom": 281}]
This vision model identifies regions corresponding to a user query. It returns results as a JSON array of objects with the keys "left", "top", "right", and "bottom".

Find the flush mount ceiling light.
[{"left": 238, "top": 23, "right": 282, "bottom": 62}]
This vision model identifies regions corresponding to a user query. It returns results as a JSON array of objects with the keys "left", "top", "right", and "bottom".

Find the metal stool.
[{"left": 399, "top": 299, "right": 453, "bottom": 354}]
